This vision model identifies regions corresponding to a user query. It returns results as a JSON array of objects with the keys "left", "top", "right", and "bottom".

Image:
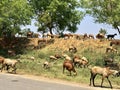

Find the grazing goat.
[
  {"left": 89, "top": 66, "right": 119, "bottom": 89},
  {"left": 54, "top": 54, "right": 61, "bottom": 59},
  {"left": 63, "top": 60, "right": 77, "bottom": 76},
  {"left": 110, "top": 40, "right": 120, "bottom": 46},
  {"left": 96, "top": 33, "right": 105, "bottom": 39},
  {"left": 69, "top": 45, "right": 77, "bottom": 53},
  {"left": 43, "top": 61, "right": 51, "bottom": 69},
  {"left": 49, "top": 55, "right": 57, "bottom": 60},
  {"left": 83, "top": 33, "right": 88, "bottom": 40},
  {"left": 107, "top": 33, "right": 117, "bottom": 40},
  {"left": 73, "top": 56, "right": 88, "bottom": 68},
  {"left": 1, "top": 58, "right": 20, "bottom": 73},
  {"left": 106, "top": 46, "right": 117, "bottom": 53},
  {"left": 104, "top": 58, "right": 114, "bottom": 66},
  {"left": 89, "top": 34, "right": 94, "bottom": 39},
  {"left": 62, "top": 54, "right": 72, "bottom": 60}
]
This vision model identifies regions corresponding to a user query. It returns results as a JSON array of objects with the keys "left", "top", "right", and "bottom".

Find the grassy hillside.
[{"left": 3, "top": 38, "right": 120, "bottom": 89}]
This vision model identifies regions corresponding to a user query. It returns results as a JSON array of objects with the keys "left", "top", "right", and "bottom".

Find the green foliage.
[
  {"left": 29, "top": 0, "right": 84, "bottom": 34},
  {"left": 0, "top": 0, "right": 33, "bottom": 36},
  {"left": 99, "top": 28, "right": 107, "bottom": 35},
  {"left": 79, "top": 0, "right": 120, "bottom": 34}
]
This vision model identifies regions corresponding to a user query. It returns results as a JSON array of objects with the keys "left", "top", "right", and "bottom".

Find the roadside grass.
[{"left": 16, "top": 39, "right": 120, "bottom": 88}]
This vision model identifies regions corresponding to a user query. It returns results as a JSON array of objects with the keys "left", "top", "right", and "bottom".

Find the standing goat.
[
  {"left": 107, "top": 33, "right": 117, "bottom": 40},
  {"left": 89, "top": 66, "right": 119, "bottom": 89}
]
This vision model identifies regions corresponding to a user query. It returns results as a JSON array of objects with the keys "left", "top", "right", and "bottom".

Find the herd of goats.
[{"left": 1, "top": 31, "right": 120, "bottom": 89}]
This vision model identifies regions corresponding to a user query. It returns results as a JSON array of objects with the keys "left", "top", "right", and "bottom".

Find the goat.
[
  {"left": 73, "top": 56, "right": 89, "bottom": 68},
  {"left": 107, "top": 33, "right": 117, "bottom": 40},
  {"left": 49, "top": 55, "right": 57, "bottom": 60},
  {"left": 106, "top": 46, "right": 117, "bottom": 53},
  {"left": 0, "top": 56, "right": 5, "bottom": 69},
  {"left": 27, "top": 31, "right": 33, "bottom": 38},
  {"left": 62, "top": 54, "right": 72, "bottom": 60},
  {"left": 69, "top": 45, "right": 77, "bottom": 53},
  {"left": 43, "top": 61, "right": 51, "bottom": 69},
  {"left": 96, "top": 33, "right": 105, "bottom": 39},
  {"left": 73, "top": 55, "right": 81, "bottom": 67},
  {"left": 1, "top": 58, "right": 20, "bottom": 73},
  {"left": 89, "top": 34, "right": 94, "bottom": 39},
  {"left": 0, "top": 56, "right": 5, "bottom": 64},
  {"left": 63, "top": 59, "right": 77, "bottom": 76},
  {"left": 110, "top": 40, "right": 120, "bottom": 46},
  {"left": 104, "top": 58, "right": 114, "bottom": 66},
  {"left": 54, "top": 54, "right": 61, "bottom": 59},
  {"left": 89, "top": 66, "right": 119, "bottom": 89}
]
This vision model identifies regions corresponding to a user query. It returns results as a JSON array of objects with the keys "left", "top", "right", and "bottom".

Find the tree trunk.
[
  {"left": 116, "top": 26, "right": 120, "bottom": 35},
  {"left": 49, "top": 27, "right": 54, "bottom": 38}
]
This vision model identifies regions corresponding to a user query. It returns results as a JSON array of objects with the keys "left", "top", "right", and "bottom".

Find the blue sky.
[
  {"left": 22, "top": 16, "right": 119, "bottom": 39},
  {"left": 76, "top": 16, "right": 119, "bottom": 39}
]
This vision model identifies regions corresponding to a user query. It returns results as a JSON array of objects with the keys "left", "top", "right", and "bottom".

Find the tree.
[
  {"left": 79, "top": 0, "right": 120, "bottom": 35},
  {"left": 0, "top": 0, "right": 33, "bottom": 37},
  {"left": 99, "top": 28, "right": 107, "bottom": 35},
  {"left": 29, "top": 0, "right": 84, "bottom": 35}
]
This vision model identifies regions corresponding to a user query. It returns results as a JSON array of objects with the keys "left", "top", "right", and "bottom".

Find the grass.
[{"left": 1, "top": 38, "right": 120, "bottom": 89}]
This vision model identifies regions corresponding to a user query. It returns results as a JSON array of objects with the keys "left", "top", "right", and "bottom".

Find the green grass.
[{"left": 15, "top": 46, "right": 120, "bottom": 88}]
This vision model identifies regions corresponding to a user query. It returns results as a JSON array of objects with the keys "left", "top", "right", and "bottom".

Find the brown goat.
[
  {"left": 73, "top": 56, "right": 88, "bottom": 68},
  {"left": 96, "top": 33, "right": 105, "bottom": 39},
  {"left": 89, "top": 34, "right": 94, "bottom": 39},
  {"left": 89, "top": 66, "right": 119, "bottom": 89},
  {"left": 106, "top": 46, "right": 117, "bottom": 53},
  {"left": 27, "top": 31, "right": 33, "bottom": 38},
  {"left": 0, "top": 56, "right": 5, "bottom": 69},
  {"left": 63, "top": 60, "right": 77, "bottom": 76},
  {"left": 110, "top": 40, "right": 120, "bottom": 46},
  {"left": 0, "top": 56, "right": 5, "bottom": 64},
  {"left": 69, "top": 45, "right": 77, "bottom": 53}
]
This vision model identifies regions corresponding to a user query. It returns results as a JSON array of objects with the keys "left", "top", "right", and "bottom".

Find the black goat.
[{"left": 107, "top": 34, "right": 117, "bottom": 40}]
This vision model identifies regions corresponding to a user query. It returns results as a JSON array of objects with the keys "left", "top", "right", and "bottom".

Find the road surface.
[{"left": 0, "top": 73, "right": 118, "bottom": 90}]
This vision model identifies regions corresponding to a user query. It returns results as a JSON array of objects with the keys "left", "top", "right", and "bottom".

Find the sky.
[
  {"left": 22, "top": 16, "right": 119, "bottom": 39},
  {"left": 76, "top": 16, "right": 119, "bottom": 39}
]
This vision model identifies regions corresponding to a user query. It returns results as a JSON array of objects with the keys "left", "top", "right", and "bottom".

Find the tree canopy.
[
  {"left": 0, "top": 0, "right": 33, "bottom": 37},
  {"left": 29, "top": 0, "right": 84, "bottom": 34},
  {"left": 79, "top": 0, "right": 120, "bottom": 34}
]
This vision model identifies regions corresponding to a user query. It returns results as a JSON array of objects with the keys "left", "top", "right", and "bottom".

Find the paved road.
[{"left": 0, "top": 73, "right": 117, "bottom": 90}]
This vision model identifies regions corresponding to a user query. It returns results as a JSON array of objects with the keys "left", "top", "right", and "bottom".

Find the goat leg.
[
  {"left": 92, "top": 74, "right": 96, "bottom": 87},
  {"left": 107, "top": 77, "right": 112, "bottom": 89},
  {"left": 89, "top": 73, "right": 92, "bottom": 86},
  {"left": 101, "top": 76, "right": 104, "bottom": 87}
]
